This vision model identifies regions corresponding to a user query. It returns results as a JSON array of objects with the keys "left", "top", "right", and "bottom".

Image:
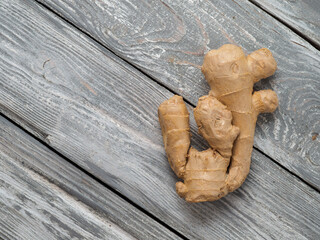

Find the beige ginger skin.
[{"left": 158, "top": 44, "right": 278, "bottom": 202}]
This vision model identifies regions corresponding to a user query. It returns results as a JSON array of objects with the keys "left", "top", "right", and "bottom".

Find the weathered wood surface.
[
  {"left": 249, "top": 0, "right": 320, "bottom": 47},
  {"left": 37, "top": 0, "right": 320, "bottom": 188},
  {"left": 0, "top": 117, "right": 180, "bottom": 240},
  {"left": 1, "top": 1, "right": 320, "bottom": 239}
]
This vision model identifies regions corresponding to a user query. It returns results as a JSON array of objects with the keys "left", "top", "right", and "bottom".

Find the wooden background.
[{"left": 0, "top": 0, "right": 319, "bottom": 239}]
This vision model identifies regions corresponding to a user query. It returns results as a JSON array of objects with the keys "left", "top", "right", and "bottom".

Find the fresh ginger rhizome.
[{"left": 158, "top": 44, "right": 278, "bottom": 203}]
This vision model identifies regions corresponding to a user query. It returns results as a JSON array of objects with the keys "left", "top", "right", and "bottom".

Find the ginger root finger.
[
  {"left": 158, "top": 95, "right": 190, "bottom": 178},
  {"left": 252, "top": 90, "right": 278, "bottom": 114},
  {"left": 226, "top": 88, "right": 279, "bottom": 191},
  {"left": 194, "top": 95, "right": 239, "bottom": 159},
  {"left": 247, "top": 48, "right": 277, "bottom": 83}
]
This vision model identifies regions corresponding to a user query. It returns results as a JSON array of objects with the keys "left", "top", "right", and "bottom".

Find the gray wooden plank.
[
  {"left": 36, "top": 0, "right": 320, "bottom": 188},
  {"left": 0, "top": 116, "right": 180, "bottom": 240},
  {"left": 249, "top": 0, "right": 320, "bottom": 47},
  {"left": 1, "top": 0, "right": 320, "bottom": 239},
  {"left": 0, "top": 159, "right": 134, "bottom": 240}
]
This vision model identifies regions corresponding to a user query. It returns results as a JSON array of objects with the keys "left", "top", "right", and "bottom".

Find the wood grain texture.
[
  {"left": 37, "top": 0, "right": 320, "bottom": 188},
  {"left": 0, "top": 117, "right": 181, "bottom": 240},
  {"left": 0, "top": 118, "right": 181, "bottom": 240},
  {"left": 249, "top": 0, "right": 320, "bottom": 47},
  {"left": 1, "top": 1, "right": 320, "bottom": 239},
  {"left": 0, "top": 160, "right": 133, "bottom": 240}
]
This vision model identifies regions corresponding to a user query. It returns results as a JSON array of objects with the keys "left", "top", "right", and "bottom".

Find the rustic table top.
[{"left": 1, "top": 0, "right": 319, "bottom": 239}]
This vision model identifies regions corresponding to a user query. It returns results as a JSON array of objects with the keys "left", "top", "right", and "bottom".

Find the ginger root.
[{"left": 158, "top": 44, "right": 278, "bottom": 202}]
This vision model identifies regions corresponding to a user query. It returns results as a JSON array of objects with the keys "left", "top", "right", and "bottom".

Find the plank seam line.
[
  {"left": 0, "top": 113, "right": 189, "bottom": 240},
  {"left": 247, "top": 0, "right": 320, "bottom": 51},
  {"left": 30, "top": 1, "right": 320, "bottom": 192},
  {"left": 32, "top": 0, "right": 194, "bottom": 107},
  {"left": 254, "top": 147, "right": 319, "bottom": 193}
]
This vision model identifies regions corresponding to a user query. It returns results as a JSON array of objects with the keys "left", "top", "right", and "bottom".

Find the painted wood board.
[
  {"left": 249, "top": 0, "right": 320, "bottom": 47},
  {"left": 36, "top": 0, "right": 320, "bottom": 188},
  {"left": 0, "top": 116, "right": 181, "bottom": 240},
  {"left": 0, "top": 0, "right": 320, "bottom": 239}
]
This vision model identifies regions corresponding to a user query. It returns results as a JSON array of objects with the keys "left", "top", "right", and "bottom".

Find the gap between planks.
[
  {"left": 0, "top": 113, "right": 189, "bottom": 240},
  {"left": 247, "top": 0, "right": 320, "bottom": 51},
  {"left": 31, "top": 0, "right": 319, "bottom": 192}
]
